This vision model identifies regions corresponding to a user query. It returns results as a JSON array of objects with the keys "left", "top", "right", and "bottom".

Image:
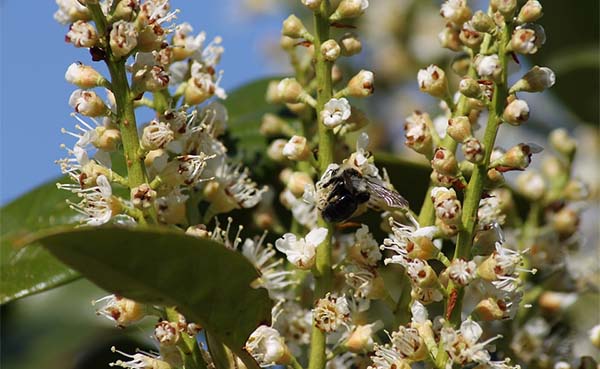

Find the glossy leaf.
[
  {"left": 34, "top": 226, "right": 272, "bottom": 356},
  {"left": 0, "top": 178, "right": 79, "bottom": 304}
]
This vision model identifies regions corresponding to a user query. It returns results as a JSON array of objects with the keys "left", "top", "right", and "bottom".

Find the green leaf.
[
  {"left": 35, "top": 226, "right": 273, "bottom": 357},
  {"left": 0, "top": 178, "right": 80, "bottom": 304}
]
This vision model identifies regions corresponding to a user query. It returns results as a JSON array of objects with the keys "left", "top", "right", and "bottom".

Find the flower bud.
[
  {"left": 491, "top": 0, "right": 517, "bottom": 18},
  {"left": 321, "top": 39, "right": 341, "bottom": 61},
  {"left": 502, "top": 99, "right": 529, "bottom": 126},
  {"left": 112, "top": 0, "right": 138, "bottom": 22},
  {"left": 301, "top": 0, "right": 322, "bottom": 10},
  {"left": 459, "top": 22, "right": 483, "bottom": 49},
  {"left": 431, "top": 147, "right": 459, "bottom": 177},
  {"left": 563, "top": 179, "right": 589, "bottom": 201},
  {"left": 142, "top": 120, "right": 174, "bottom": 150},
  {"left": 459, "top": 77, "right": 482, "bottom": 99},
  {"left": 331, "top": 64, "right": 343, "bottom": 83},
  {"left": 440, "top": 0, "right": 472, "bottom": 24},
  {"left": 447, "top": 116, "right": 472, "bottom": 143},
  {"left": 491, "top": 143, "right": 542, "bottom": 171},
  {"left": 93, "top": 295, "right": 146, "bottom": 327},
  {"left": 538, "top": 291, "right": 577, "bottom": 314},
  {"left": 509, "top": 66, "right": 555, "bottom": 93},
  {"left": 109, "top": 20, "right": 138, "bottom": 58},
  {"left": 276, "top": 78, "right": 304, "bottom": 103},
  {"left": 541, "top": 155, "right": 564, "bottom": 179},
  {"left": 549, "top": 128, "right": 576, "bottom": 158},
  {"left": 516, "top": 170, "right": 546, "bottom": 201},
  {"left": 330, "top": 0, "right": 369, "bottom": 21},
  {"left": 145, "top": 149, "right": 168, "bottom": 177},
  {"left": 436, "top": 218, "right": 458, "bottom": 237},
  {"left": 471, "top": 10, "right": 495, "bottom": 33},
  {"left": 472, "top": 297, "right": 506, "bottom": 321},
  {"left": 404, "top": 111, "right": 434, "bottom": 156},
  {"left": 511, "top": 26, "right": 545, "bottom": 54},
  {"left": 451, "top": 54, "right": 471, "bottom": 75},
  {"left": 131, "top": 184, "right": 157, "bottom": 209},
  {"left": 462, "top": 137, "right": 485, "bottom": 164},
  {"left": 95, "top": 128, "right": 121, "bottom": 152},
  {"left": 476, "top": 54, "right": 501, "bottom": 79},
  {"left": 431, "top": 187, "right": 462, "bottom": 225},
  {"left": 438, "top": 25, "right": 462, "bottom": 51},
  {"left": 287, "top": 172, "right": 313, "bottom": 197},
  {"left": 417, "top": 65, "right": 448, "bottom": 98},
  {"left": 282, "top": 15, "right": 311, "bottom": 40},
  {"left": 550, "top": 207, "right": 579, "bottom": 239},
  {"left": 260, "top": 113, "right": 294, "bottom": 137},
  {"left": 134, "top": 66, "right": 170, "bottom": 92},
  {"left": 65, "top": 63, "right": 108, "bottom": 88},
  {"left": 430, "top": 170, "right": 455, "bottom": 187},
  {"left": 487, "top": 168, "right": 505, "bottom": 186},
  {"left": 65, "top": 20, "right": 98, "bottom": 48},
  {"left": 137, "top": 25, "right": 164, "bottom": 53},
  {"left": 69, "top": 89, "right": 108, "bottom": 117},
  {"left": 267, "top": 139, "right": 288, "bottom": 162},
  {"left": 266, "top": 81, "right": 283, "bottom": 104},
  {"left": 347, "top": 70, "right": 374, "bottom": 97},
  {"left": 280, "top": 35, "right": 296, "bottom": 51},
  {"left": 282, "top": 135, "right": 311, "bottom": 161},
  {"left": 154, "top": 321, "right": 180, "bottom": 346},
  {"left": 339, "top": 33, "right": 362, "bottom": 56},
  {"left": 345, "top": 321, "right": 383, "bottom": 353},
  {"left": 517, "top": 0, "right": 543, "bottom": 23},
  {"left": 407, "top": 260, "right": 439, "bottom": 287}
]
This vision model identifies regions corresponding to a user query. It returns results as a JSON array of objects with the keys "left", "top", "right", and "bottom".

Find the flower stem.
[
  {"left": 87, "top": 3, "right": 156, "bottom": 224},
  {"left": 309, "top": 3, "right": 334, "bottom": 369},
  {"left": 449, "top": 23, "right": 510, "bottom": 325}
]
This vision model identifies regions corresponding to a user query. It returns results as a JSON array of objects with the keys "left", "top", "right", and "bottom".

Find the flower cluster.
[{"left": 50, "top": 1, "right": 597, "bottom": 369}]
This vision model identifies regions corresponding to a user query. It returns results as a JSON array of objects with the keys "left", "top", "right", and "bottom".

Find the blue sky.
[{"left": 0, "top": 0, "right": 286, "bottom": 204}]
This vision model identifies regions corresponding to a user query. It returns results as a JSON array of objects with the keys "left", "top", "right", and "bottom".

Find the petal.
[
  {"left": 461, "top": 318, "right": 483, "bottom": 343},
  {"left": 305, "top": 227, "right": 328, "bottom": 246},
  {"left": 275, "top": 233, "right": 297, "bottom": 253}
]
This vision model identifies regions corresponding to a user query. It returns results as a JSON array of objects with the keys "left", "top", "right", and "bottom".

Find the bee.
[{"left": 318, "top": 165, "right": 408, "bottom": 223}]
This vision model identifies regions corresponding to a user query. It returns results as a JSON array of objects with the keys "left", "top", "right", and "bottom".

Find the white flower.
[
  {"left": 477, "top": 54, "right": 501, "bottom": 77},
  {"left": 344, "top": 264, "right": 379, "bottom": 299},
  {"left": 93, "top": 294, "right": 145, "bottom": 327},
  {"left": 349, "top": 224, "right": 381, "bottom": 266},
  {"left": 68, "top": 89, "right": 107, "bottom": 117},
  {"left": 205, "top": 163, "right": 268, "bottom": 213},
  {"left": 381, "top": 219, "right": 438, "bottom": 267},
  {"left": 447, "top": 258, "right": 477, "bottom": 286},
  {"left": 65, "top": 175, "right": 115, "bottom": 226},
  {"left": 282, "top": 135, "right": 310, "bottom": 161},
  {"left": 440, "top": 0, "right": 467, "bottom": 21},
  {"left": 368, "top": 343, "right": 411, "bottom": 369},
  {"left": 109, "top": 346, "right": 170, "bottom": 369},
  {"left": 417, "top": 64, "right": 447, "bottom": 97},
  {"left": 441, "top": 318, "right": 502, "bottom": 365},
  {"left": 54, "top": 0, "right": 89, "bottom": 24},
  {"left": 275, "top": 228, "right": 328, "bottom": 269},
  {"left": 109, "top": 20, "right": 138, "bottom": 58},
  {"left": 241, "top": 236, "right": 296, "bottom": 299},
  {"left": 141, "top": 120, "right": 175, "bottom": 150},
  {"left": 313, "top": 293, "right": 350, "bottom": 333},
  {"left": 245, "top": 326, "right": 289, "bottom": 366},
  {"left": 65, "top": 20, "right": 98, "bottom": 48},
  {"left": 280, "top": 187, "right": 318, "bottom": 229},
  {"left": 322, "top": 98, "right": 351, "bottom": 128}
]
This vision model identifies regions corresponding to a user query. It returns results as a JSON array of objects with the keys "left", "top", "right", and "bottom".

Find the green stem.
[
  {"left": 87, "top": 3, "right": 156, "bottom": 224},
  {"left": 450, "top": 23, "right": 510, "bottom": 325},
  {"left": 289, "top": 356, "right": 305, "bottom": 369},
  {"left": 308, "top": 3, "right": 334, "bottom": 369}
]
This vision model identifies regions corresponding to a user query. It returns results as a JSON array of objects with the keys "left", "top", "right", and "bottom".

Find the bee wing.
[{"left": 364, "top": 179, "right": 409, "bottom": 209}]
